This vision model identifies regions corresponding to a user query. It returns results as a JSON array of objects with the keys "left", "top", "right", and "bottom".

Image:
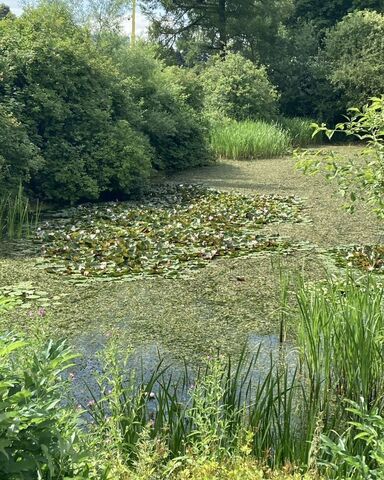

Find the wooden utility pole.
[{"left": 131, "top": 0, "right": 136, "bottom": 46}]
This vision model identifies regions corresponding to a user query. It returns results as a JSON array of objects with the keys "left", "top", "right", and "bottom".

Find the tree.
[
  {"left": 142, "top": 0, "right": 293, "bottom": 64},
  {"left": 321, "top": 10, "right": 384, "bottom": 109},
  {"left": 21, "top": 0, "right": 132, "bottom": 34},
  {"left": 201, "top": 52, "right": 279, "bottom": 122},
  {"left": 292, "top": 0, "right": 384, "bottom": 30},
  {"left": 0, "top": 3, "right": 12, "bottom": 19}
]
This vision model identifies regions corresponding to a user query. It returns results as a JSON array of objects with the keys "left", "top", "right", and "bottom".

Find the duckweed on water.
[{"left": 37, "top": 185, "right": 307, "bottom": 280}]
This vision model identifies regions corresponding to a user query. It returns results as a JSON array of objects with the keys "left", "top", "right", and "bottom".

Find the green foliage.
[
  {"left": 296, "top": 275, "right": 384, "bottom": 414},
  {"left": 320, "top": 400, "right": 384, "bottom": 479},
  {"left": 38, "top": 185, "right": 304, "bottom": 279},
  {"left": 84, "top": 274, "right": 384, "bottom": 471},
  {"left": 322, "top": 10, "right": 384, "bottom": 109},
  {"left": 211, "top": 120, "right": 292, "bottom": 159},
  {"left": 0, "top": 4, "right": 152, "bottom": 204},
  {"left": 271, "top": 22, "right": 322, "bottom": 119},
  {"left": 0, "top": 336, "right": 86, "bottom": 479},
  {"left": 201, "top": 53, "right": 279, "bottom": 122},
  {"left": 1, "top": 274, "right": 384, "bottom": 477},
  {"left": 0, "top": 3, "right": 13, "bottom": 20},
  {"left": 112, "top": 43, "right": 212, "bottom": 171},
  {"left": 143, "top": 0, "right": 293, "bottom": 67},
  {"left": 0, "top": 105, "right": 43, "bottom": 195},
  {"left": 278, "top": 117, "right": 325, "bottom": 147},
  {"left": 293, "top": 0, "right": 384, "bottom": 30},
  {"left": 296, "top": 97, "right": 384, "bottom": 218}
]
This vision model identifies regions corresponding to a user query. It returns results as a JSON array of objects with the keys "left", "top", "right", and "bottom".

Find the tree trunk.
[{"left": 218, "top": 0, "right": 227, "bottom": 57}]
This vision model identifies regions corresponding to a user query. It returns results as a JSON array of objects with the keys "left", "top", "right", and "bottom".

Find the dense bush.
[
  {"left": 0, "top": 336, "right": 86, "bottom": 479},
  {"left": 110, "top": 42, "right": 212, "bottom": 171},
  {"left": 0, "top": 5, "right": 153, "bottom": 204},
  {"left": 201, "top": 52, "right": 279, "bottom": 122},
  {"left": 322, "top": 10, "right": 384, "bottom": 109},
  {"left": 0, "top": 105, "right": 42, "bottom": 195},
  {"left": 0, "top": 6, "right": 212, "bottom": 205}
]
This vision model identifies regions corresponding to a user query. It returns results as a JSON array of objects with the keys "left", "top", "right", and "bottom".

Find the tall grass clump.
[
  {"left": 0, "top": 185, "right": 40, "bottom": 240},
  {"left": 296, "top": 275, "right": 384, "bottom": 412},
  {"left": 84, "top": 343, "right": 303, "bottom": 471},
  {"left": 278, "top": 118, "right": 324, "bottom": 147},
  {"left": 211, "top": 120, "right": 292, "bottom": 160}
]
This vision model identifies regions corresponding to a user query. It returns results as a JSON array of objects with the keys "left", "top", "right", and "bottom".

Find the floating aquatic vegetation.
[
  {"left": 37, "top": 185, "right": 307, "bottom": 280},
  {"left": 0, "top": 281, "right": 67, "bottom": 309},
  {"left": 332, "top": 244, "right": 384, "bottom": 273}
]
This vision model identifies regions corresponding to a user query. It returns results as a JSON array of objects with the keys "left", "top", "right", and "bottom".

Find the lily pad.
[
  {"left": 332, "top": 244, "right": 384, "bottom": 273},
  {"left": 37, "top": 184, "right": 307, "bottom": 280}
]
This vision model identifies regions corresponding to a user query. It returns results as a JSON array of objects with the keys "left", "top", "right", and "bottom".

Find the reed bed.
[
  {"left": 211, "top": 120, "right": 292, "bottom": 160},
  {"left": 277, "top": 117, "right": 323, "bottom": 147},
  {"left": 0, "top": 184, "right": 40, "bottom": 240}
]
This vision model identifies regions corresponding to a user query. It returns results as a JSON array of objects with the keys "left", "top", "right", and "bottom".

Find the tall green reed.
[
  {"left": 277, "top": 118, "right": 324, "bottom": 147},
  {"left": 86, "top": 342, "right": 302, "bottom": 468},
  {"left": 0, "top": 184, "right": 41, "bottom": 240},
  {"left": 296, "top": 275, "right": 384, "bottom": 411},
  {"left": 211, "top": 120, "right": 292, "bottom": 159}
]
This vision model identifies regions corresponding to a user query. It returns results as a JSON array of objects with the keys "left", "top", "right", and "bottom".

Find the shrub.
[
  {"left": 109, "top": 42, "right": 212, "bottom": 171},
  {"left": 0, "top": 5, "right": 152, "bottom": 204},
  {"left": 201, "top": 52, "right": 279, "bottom": 122},
  {"left": 211, "top": 120, "right": 291, "bottom": 159},
  {"left": 0, "top": 104, "right": 43, "bottom": 195},
  {"left": 297, "top": 96, "right": 384, "bottom": 218},
  {"left": 322, "top": 10, "right": 384, "bottom": 109},
  {"left": 0, "top": 336, "right": 87, "bottom": 479}
]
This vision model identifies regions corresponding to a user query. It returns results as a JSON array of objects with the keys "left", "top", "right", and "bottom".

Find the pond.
[{"left": 71, "top": 329, "right": 298, "bottom": 408}]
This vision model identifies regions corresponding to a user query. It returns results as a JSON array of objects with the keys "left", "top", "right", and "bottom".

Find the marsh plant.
[
  {"left": 210, "top": 117, "right": 322, "bottom": 161},
  {"left": 0, "top": 184, "right": 40, "bottom": 240},
  {"left": 277, "top": 118, "right": 324, "bottom": 147},
  {"left": 211, "top": 120, "right": 292, "bottom": 160}
]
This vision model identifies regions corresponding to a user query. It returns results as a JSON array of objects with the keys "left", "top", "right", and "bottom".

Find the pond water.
[{"left": 71, "top": 330, "right": 298, "bottom": 407}]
